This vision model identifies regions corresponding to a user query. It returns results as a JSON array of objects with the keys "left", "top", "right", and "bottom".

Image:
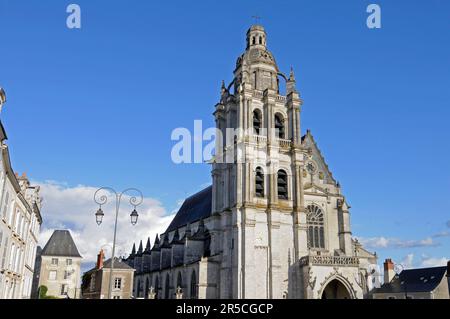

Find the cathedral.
[{"left": 126, "top": 25, "right": 377, "bottom": 299}]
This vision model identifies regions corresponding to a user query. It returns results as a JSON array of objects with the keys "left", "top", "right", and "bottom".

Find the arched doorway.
[{"left": 321, "top": 279, "right": 352, "bottom": 299}]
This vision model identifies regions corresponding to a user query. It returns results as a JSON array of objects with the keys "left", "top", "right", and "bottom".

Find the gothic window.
[
  {"left": 154, "top": 276, "right": 159, "bottom": 299},
  {"left": 255, "top": 167, "right": 264, "bottom": 198},
  {"left": 277, "top": 170, "right": 288, "bottom": 200},
  {"left": 190, "top": 270, "right": 198, "bottom": 299},
  {"left": 203, "top": 233, "right": 211, "bottom": 257},
  {"left": 164, "top": 273, "right": 170, "bottom": 299},
  {"left": 253, "top": 110, "right": 262, "bottom": 135},
  {"left": 307, "top": 204, "right": 325, "bottom": 249},
  {"left": 145, "top": 277, "right": 150, "bottom": 299},
  {"left": 177, "top": 272, "right": 183, "bottom": 290},
  {"left": 275, "top": 114, "right": 285, "bottom": 139}
]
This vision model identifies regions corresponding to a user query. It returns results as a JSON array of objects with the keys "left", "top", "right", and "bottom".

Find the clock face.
[{"left": 306, "top": 161, "right": 316, "bottom": 174}]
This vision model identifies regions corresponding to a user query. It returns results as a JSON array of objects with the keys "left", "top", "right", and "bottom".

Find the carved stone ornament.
[{"left": 148, "top": 286, "right": 156, "bottom": 299}]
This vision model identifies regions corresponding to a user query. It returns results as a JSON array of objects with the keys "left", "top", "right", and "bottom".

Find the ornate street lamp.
[
  {"left": 95, "top": 208, "right": 104, "bottom": 225},
  {"left": 94, "top": 187, "right": 143, "bottom": 299},
  {"left": 130, "top": 209, "right": 139, "bottom": 226}
]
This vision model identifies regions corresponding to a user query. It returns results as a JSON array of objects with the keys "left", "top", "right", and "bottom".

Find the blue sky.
[{"left": 0, "top": 0, "right": 449, "bottom": 269}]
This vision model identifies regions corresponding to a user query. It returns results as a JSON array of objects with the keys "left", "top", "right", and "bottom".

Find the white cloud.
[
  {"left": 420, "top": 255, "right": 448, "bottom": 268},
  {"left": 432, "top": 231, "right": 450, "bottom": 238},
  {"left": 36, "top": 180, "right": 174, "bottom": 269},
  {"left": 357, "top": 236, "right": 439, "bottom": 249}
]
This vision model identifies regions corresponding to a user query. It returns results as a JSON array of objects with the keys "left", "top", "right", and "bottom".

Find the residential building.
[
  {"left": 0, "top": 87, "right": 43, "bottom": 299},
  {"left": 34, "top": 230, "right": 82, "bottom": 298},
  {"left": 82, "top": 249, "right": 135, "bottom": 299},
  {"left": 372, "top": 259, "right": 449, "bottom": 299}
]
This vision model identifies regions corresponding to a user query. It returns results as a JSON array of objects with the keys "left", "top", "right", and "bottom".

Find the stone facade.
[
  {"left": 82, "top": 250, "right": 135, "bottom": 299},
  {"left": 0, "top": 90, "right": 43, "bottom": 299},
  {"left": 128, "top": 25, "right": 377, "bottom": 299},
  {"left": 35, "top": 230, "right": 82, "bottom": 298}
]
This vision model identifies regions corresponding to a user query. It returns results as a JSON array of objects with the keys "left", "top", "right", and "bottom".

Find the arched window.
[
  {"left": 277, "top": 170, "right": 288, "bottom": 200},
  {"left": 177, "top": 272, "right": 183, "bottom": 290},
  {"left": 307, "top": 204, "right": 325, "bottom": 249},
  {"left": 164, "top": 273, "right": 170, "bottom": 299},
  {"left": 255, "top": 167, "right": 264, "bottom": 198},
  {"left": 154, "top": 276, "right": 159, "bottom": 299},
  {"left": 259, "top": 36, "right": 262, "bottom": 44},
  {"left": 190, "top": 270, "right": 197, "bottom": 299},
  {"left": 274, "top": 114, "right": 285, "bottom": 139},
  {"left": 136, "top": 279, "right": 141, "bottom": 298},
  {"left": 145, "top": 277, "right": 150, "bottom": 299},
  {"left": 252, "top": 37, "right": 256, "bottom": 45},
  {"left": 253, "top": 110, "right": 261, "bottom": 135}
]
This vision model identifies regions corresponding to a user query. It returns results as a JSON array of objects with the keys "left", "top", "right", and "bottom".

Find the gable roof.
[
  {"left": 103, "top": 257, "right": 134, "bottom": 270},
  {"left": 165, "top": 186, "right": 212, "bottom": 233},
  {"left": 375, "top": 266, "right": 447, "bottom": 294},
  {"left": 41, "top": 230, "right": 82, "bottom": 258},
  {"left": 301, "top": 130, "right": 337, "bottom": 186}
]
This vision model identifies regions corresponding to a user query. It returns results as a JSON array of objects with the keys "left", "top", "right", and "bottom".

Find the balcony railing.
[
  {"left": 251, "top": 135, "right": 267, "bottom": 145},
  {"left": 278, "top": 138, "right": 291, "bottom": 149},
  {"left": 299, "top": 255, "right": 360, "bottom": 267}
]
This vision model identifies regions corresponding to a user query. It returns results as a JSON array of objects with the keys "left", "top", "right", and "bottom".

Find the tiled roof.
[
  {"left": 375, "top": 266, "right": 447, "bottom": 294},
  {"left": 41, "top": 230, "right": 82, "bottom": 258},
  {"left": 103, "top": 257, "right": 134, "bottom": 270},
  {"left": 165, "top": 186, "right": 212, "bottom": 233}
]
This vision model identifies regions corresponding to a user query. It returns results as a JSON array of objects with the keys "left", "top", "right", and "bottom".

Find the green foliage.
[
  {"left": 38, "top": 285, "right": 60, "bottom": 299},
  {"left": 38, "top": 285, "right": 48, "bottom": 299}
]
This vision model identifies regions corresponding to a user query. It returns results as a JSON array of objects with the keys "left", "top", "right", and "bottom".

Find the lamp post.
[{"left": 94, "top": 187, "right": 143, "bottom": 299}]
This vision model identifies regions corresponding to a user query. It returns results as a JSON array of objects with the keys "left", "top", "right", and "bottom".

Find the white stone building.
[
  {"left": 0, "top": 87, "right": 43, "bottom": 299},
  {"left": 128, "top": 25, "right": 377, "bottom": 299}
]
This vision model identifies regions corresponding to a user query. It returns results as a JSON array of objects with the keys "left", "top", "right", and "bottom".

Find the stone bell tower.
[{"left": 212, "top": 25, "right": 307, "bottom": 299}]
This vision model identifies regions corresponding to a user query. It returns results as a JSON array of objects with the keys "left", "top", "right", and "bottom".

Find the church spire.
[
  {"left": 137, "top": 240, "right": 143, "bottom": 254},
  {"left": 153, "top": 234, "right": 160, "bottom": 247},
  {"left": 131, "top": 243, "right": 136, "bottom": 256},
  {"left": 287, "top": 66, "right": 298, "bottom": 94},
  {"left": 145, "top": 237, "right": 151, "bottom": 252}
]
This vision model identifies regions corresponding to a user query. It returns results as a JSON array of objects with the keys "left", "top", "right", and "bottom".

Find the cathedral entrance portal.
[{"left": 320, "top": 279, "right": 352, "bottom": 299}]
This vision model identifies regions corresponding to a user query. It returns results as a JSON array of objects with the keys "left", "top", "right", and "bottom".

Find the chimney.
[
  {"left": 96, "top": 249, "right": 105, "bottom": 269},
  {"left": 384, "top": 258, "right": 395, "bottom": 284}
]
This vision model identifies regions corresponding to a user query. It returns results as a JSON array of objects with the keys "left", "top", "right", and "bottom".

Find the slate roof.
[
  {"left": 165, "top": 186, "right": 212, "bottom": 233},
  {"left": 41, "top": 230, "right": 82, "bottom": 258},
  {"left": 103, "top": 257, "right": 134, "bottom": 270},
  {"left": 374, "top": 266, "right": 447, "bottom": 294}
]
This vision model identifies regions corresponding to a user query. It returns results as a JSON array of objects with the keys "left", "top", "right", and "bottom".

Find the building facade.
[
  {"left": 372, "top": 259, "right": 449, "bottom": 299},
  {"left": 128, "top": 25, "right": 377, "bottom": 299},
  {"left": 34, "top": 230, "right": 82, "bottom": 298},
  {"left": 0, "top": 87, "right": 43, "bottom": 299},
  {"left": 82, "top": 250, "right": 135, "bottom": 299}
]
